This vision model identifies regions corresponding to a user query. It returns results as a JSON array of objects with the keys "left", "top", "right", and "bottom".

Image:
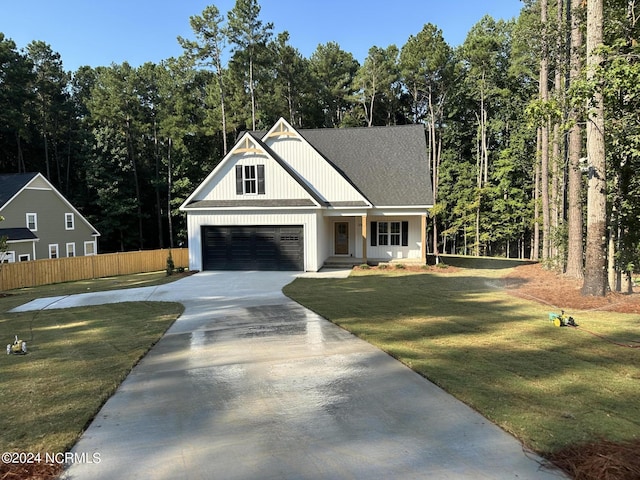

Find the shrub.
[{"left": 166, "top": 251, "right": 175, "bottom": 276}]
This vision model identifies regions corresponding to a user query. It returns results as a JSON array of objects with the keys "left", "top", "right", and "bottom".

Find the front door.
[{"left": 334, "top": 222, "right": 349, "bottom": 255}]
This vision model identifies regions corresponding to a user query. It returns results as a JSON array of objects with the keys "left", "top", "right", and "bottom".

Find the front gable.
[
  {"left": 0, "top": 173, "right": 99, "bottom": 235},
  {"left": 180, "top": 132, "right": 323, "bottom": 210},
  {"left": 262, "top": 119, "right": 371, "bottom": 207},
  {"left": 0, "top": 172, "right": 99, "bottom": 260}
]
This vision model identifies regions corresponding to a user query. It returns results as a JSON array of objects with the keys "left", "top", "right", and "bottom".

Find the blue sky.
[{"left": 2, "top": 0, "right": 523, "bottom": 72}]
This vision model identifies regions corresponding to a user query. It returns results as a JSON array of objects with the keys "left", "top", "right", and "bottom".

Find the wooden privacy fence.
[{"left": 0, "top": 248, "right": 188, "bottom": 291}]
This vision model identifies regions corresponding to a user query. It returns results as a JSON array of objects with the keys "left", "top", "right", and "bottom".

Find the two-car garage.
[{"left": 201, "top": 225, "right": 304, "bottom": 271}]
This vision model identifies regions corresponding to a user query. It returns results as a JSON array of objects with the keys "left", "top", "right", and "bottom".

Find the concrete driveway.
[{"left": 14, "top": 271, "right": 563, "bottom": 479}]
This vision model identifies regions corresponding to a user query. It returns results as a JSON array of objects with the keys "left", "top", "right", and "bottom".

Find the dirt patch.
[{"left": 504, "top": 263, "right": 640, "bottom": 314}]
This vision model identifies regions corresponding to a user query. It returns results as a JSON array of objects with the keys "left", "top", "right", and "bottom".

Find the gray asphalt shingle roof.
[
  {"left": 0, "top": 173, "right": 38, "bottom": 209},
  {"left": 298, "top": 124, "right": 433, "bottom": 207},
  {"left": 0, "top": 227, "right": 38, "bottom": 241},
  {"left": 194, "top": 123, "right": 434, "bottom": 210}
]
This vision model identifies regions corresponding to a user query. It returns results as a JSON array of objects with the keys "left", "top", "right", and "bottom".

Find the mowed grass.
[
  {"left": 283, "top": 265, "right": 640, "bottom": 454},
  {"left": 0, "top": 272, "right": 184, "bottom": 453}
]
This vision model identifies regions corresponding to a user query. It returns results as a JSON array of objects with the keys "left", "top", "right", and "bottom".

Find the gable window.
[
  {"left": 66, "top": 242, "right": 76, "bottom": 257},
  {"left": 245, "top": 165, "right": 257, "bottom": 193},
  {"left": 370, "top": 221, "right": 409, "bottom": 247},
  {"left": 235, "top": 164, "right": 265, "bottom": 195},
  {"left": 49, "top": 244, "right": 59, "bottom": 259},
  {"left": 65, "top": 213, "right": 75, "bottom": 230},
  {"left": 26, "top": 213, "right": 38, "bottom": 231}
]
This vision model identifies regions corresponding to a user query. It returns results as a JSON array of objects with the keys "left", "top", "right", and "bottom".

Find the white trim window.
[
  {"left": 235, "top": 164, "right": 265, "bottom": 195},
  {"left": 18, "top": 254, "right": 30, "bottom": 262},
  {"left": 66, "top": 242, "right": 76, "bottom": 257},
  {"left": 1, "top": 251, "right": 15, "bottom": 263},
  {"left": 65, "top": 213, "right": 75, "bottom": 230},
  {"left": 84, "top": 241, "right": 96, "bottom": 256},
  {"left": 49, "top": 244, "right": 59, "bottom": 259},
  {"left": 371, "top": 221, "right": 409, "bottom": 247},
  {"left": 26, "top": 213, "right": 38, "bottom": 231}
]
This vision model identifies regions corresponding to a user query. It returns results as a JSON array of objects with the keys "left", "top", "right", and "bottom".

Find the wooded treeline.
[{"left": 1, "top": 0, "right": 638, "bottom": 295}]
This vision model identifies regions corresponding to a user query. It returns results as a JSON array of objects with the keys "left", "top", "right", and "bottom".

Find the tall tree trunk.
[
  {"left": 43, "top": 130, "right": 50, "bottom": 179},
  {"left": 540, "top": 0, "right": 551, "bottom": 262},
  {"left": 566, "top": 0, "right": 585, "bottom": 279},
  {"left": 153, "top": 118, "right": 164, "bottom": 249},
  {"left": 167, "top": 138, "right": 174, "bottom": 249},
  {"left": 429, "top": 89, "right": 440, "bottom": 263},
  {"left": 532, "top": 128, "right": 541, "bottom": 261},
  {"left": 249, "top": 52, "right": 256, "bottom": 131},
  {"left": 126, "top": 117, "right": 144, "bottom": 251},
  {"left": 474, "top": 75, "right": 488, "bottom": 257},
  {"left": 551, "top": 0, "right": 565, "bottom": 266},
  {"left": 581, "top": 0, "right": 607, "bottom": 296},
  {"left": 16, "top": 132, "right": 25, "bottom": 173},
  {"left": 214, "top": 44, "right": 228, "bottom": 155}
]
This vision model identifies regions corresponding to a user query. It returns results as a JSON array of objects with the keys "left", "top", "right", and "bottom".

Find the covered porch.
[{"left": 321, "top": 211, "right": 428, "bottom": 269}]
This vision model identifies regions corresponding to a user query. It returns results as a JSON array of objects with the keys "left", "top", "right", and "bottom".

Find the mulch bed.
[
  {"left": 504, "top": 262, "right": 640, "bottom": 313},
  {"left": 0, "top": 463, "right": 62, "bottom": 480},
  {"left": 547, "top": 440, "right": 640, "bottom": 480}
]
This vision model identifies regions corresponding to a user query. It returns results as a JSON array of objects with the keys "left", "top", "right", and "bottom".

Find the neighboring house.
[
  {"left": 0, "top": 173, "right": 100, "bottom": 262},
  {"left": 180, "top": 118, "right": 434, "bottom": 272}
]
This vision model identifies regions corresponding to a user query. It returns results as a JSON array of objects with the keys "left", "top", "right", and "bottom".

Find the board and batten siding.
[
  {"left": 367, "top": 216, "right": 423, "bottom": 260},
  {"left": 187, "top": 210, "right": 321, "bottom": 272},
  {"left": 266, "top": 137, "right": 367, "bottom": 204},
  {"left": 193, "top": 153, "right": 316, "bottom": 202}
]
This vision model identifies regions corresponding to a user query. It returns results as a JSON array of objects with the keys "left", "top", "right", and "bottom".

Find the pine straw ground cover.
[{"left": 284, "top": 261, "right": 640, "bottom": 480}]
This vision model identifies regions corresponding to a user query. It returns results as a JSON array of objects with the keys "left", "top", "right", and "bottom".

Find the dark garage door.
[{"left": 202, "top": 226, "right": 304, "bottom": 271}]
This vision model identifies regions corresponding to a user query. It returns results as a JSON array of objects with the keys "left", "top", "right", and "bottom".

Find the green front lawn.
[
  {"left": 283, "top": 265, "right": 640, "bottom": 454},
  {"left": 0, "top": 272, "right": 184, "bottom": 454}
]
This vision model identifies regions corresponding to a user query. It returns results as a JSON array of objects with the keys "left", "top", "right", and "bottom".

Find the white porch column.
[
  {"left": 361, "top": 215, "right": 367, "bottom": 263},
  {"left": 421, "top": 214, "right": 427, "bottom": 264}
]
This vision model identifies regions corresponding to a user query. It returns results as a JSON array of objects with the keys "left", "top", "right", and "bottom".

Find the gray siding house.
[
  {"left": 181, "top": 118, "right": 434, "bottom": 272},
  {"left": 0, "top": 173, "right": 100, "bottom": 262}
]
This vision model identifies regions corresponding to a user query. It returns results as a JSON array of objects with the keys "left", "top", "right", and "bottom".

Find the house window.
[
  {"left": 26, "top": 213, "right": 38, "bottom": 231},
  {"left": 84, "top": 241, "right": 96, "bottom": 256},
  {"left": 235, "top": 164, "right": 265, "bottom": 195},
  {"left": 49, "top": 244, "right": 59, "bottom": 259},
  {"left": 371, "top": 221, "right": 409, "bottom": 247},
  {"left": 1, "top": 251, "right": 15, "bottom": 263},
  {"left": 390, "top": 222, "right": 401, "bottom": 246},
  {"left": 66, "top": 242, "right": 76, "bottom": 257},
  {"left": 65, "top": 213, "right": 75, "bottom": 230},
  {"left": 245, "top": 165, "right": 257, "bottom": 193},
  {"left": 377, "top": 222, "right": 400, "bottom": 246},
  {"left": 19, "top": 254, "right": 30, "bottom": 262},
  {"left": 378, "top": 222, "right": 389, "bottom": 246}
]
